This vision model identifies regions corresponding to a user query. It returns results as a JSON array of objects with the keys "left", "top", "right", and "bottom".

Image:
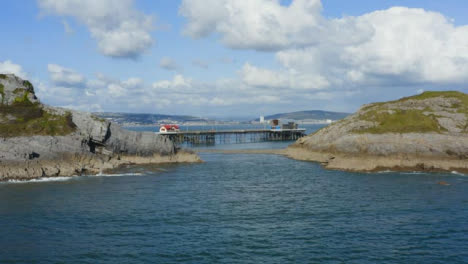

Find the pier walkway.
[{"left": 158, "top": 128, "right": 306, "bottom": 145}]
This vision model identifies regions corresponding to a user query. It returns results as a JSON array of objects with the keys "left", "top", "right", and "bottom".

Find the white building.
[{"left": 260, "top": 116, "right": 265, "bottom": 123}]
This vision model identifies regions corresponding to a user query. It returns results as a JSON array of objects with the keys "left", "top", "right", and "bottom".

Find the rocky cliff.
[
  {"left": 287, "top": 91, "right": 468, "bottom": 173},
  {"left": 0, "top": 74, "right": 200, "bottom": 180}
]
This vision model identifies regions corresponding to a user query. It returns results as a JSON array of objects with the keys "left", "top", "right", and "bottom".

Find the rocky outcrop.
[
  {"left": 287, "top": 91, "right": 468, "bottom": 173},
  {"left": 0, "top": 74, "right": 200, "bottom": 181}
]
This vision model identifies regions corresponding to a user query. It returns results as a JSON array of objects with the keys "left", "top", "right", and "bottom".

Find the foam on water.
[
  {"left": 95, "top": 172, "right": 144, "bottom": 177},
  {"left": 376, "top": 170, "right": 429, "bottom": 175},
  {"left": 5, "top": 176, "right": 76, "bottom": 184},
  {"left": 451, "top": 171, "right": 467, "bottom": 176},
  {"left": 3, "top": 172, "right": 146, "bottom": 184}
]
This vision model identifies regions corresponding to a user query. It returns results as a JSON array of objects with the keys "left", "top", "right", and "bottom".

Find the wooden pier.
[{"left": 158, "top": 129, "right": 307, "bottom": 145}]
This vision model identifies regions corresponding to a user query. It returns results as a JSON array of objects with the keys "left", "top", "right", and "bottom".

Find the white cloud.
[
  {"left": 159, "top": 57, "right": 180, "bottom": 71},
  {"left": 48, "top": 64, "right": 85, "bottom": 87},
  {"left": 62, "top": 103, "right": 103, "bottom": 112},
  {"left": 36, "top": 63, "right": 358, "bottom": 115},
  {"left": 152, "top": 74, "right": 192, "bottom": 91},
  {"left": 122, "top": 77, "right": 143, "bottom": 89},
  {"left": 181, "top": 1, "right": 468, "bottom": 88},
  {"left": 342, "top": 7, "right": 468, "bottom": 84},
  {"left": 179, "top": 0, "right": 326, "bottom": 51},
  {"left": 107, "top": 83, "right": 127, "bottom": 98},
  {"left": 241, "top": 63, "right": 288, "bottom": 89},
  {"left": 0, "top": 60, "right": 27, "bottom": 79},
  {"left": 241, "top": 63, "right": 329, "bottom": 90},
  {"left": 38, "top": 0, "right": 154, "bottom": 58}
]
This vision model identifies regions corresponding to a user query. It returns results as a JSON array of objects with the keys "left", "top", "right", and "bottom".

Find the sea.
[{"left": 0, "top": 124, "right": 467, "bottom": 264}]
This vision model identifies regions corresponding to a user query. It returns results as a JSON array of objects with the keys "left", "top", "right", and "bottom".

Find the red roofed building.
[{"left": 159, "top": 124, "right": 180, "bottom": 133}]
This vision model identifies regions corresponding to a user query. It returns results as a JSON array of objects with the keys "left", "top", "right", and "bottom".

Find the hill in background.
[
  {"left": 94, "top": 112, "right": 213, "bottom": 126},
  {"left": 257, "top": 110, "right": 350, "bottom": 122}
]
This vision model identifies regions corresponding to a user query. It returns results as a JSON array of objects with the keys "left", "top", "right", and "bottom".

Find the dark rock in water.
[
  {"left": 0, "top": 74, "right": 200, "bottom": 180},
  {"left": 438, "top": 181, "right": 450, "bottom": 186}
]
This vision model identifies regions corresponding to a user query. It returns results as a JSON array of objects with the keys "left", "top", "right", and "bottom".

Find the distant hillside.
[
  {"left": 94, "top": 112, "right": 210, "bottom": 125},
  {"left": 259, "top": 110, "right": 350, "bottom": 121}
]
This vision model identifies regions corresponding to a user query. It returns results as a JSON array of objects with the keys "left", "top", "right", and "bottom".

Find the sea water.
[{"left": 0, "top": 125, "right": 467, "bottom": 263}]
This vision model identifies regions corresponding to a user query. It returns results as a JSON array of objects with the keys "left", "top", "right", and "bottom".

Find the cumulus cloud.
[
  {"left": 159, "top": 57, "right": 180, "bottom": 71},
  {"left": 341, "top": 7, "right": 468, "bottom": 84},
  {"left": 37, "top": 62, "right": 351, "bottom": 115},
  {"left": 0, "top": 60, "right": 27, "bottom": 79},
  {"left": 179, "top": 0, "right": 328, "bottom": 51},
  {"left": 240, "top": 63, "right": 329, "bottom": 90},
  {"left": 47, "top": 64, "right": 85, "bottom": 87},
  {"left": 38, "top": 0, "right": 154, "bottom": 58},
  {"left": 181, "top": 1, "right": 468, "bottom": 89},
  {"left": 153, "top": 74, "right": 192, "bottom": 91}
]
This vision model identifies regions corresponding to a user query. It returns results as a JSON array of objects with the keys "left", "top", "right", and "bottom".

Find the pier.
[{"left": 159, "top": 129, "right": 307, "bottom": 145}]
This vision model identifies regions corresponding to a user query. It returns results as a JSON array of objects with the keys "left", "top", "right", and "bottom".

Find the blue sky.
[{"left": 1, "top": 0, "right": 468, "bottom": 118}]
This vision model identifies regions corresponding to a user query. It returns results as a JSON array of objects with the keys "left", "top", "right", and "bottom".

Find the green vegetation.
[
  {"left": 91, "top": 115, "right": 106, "bottom": 123},
  {"left": 0, "top": 76, "right": 76, "bottom": 137},
  {"left": 22, "top": 80, "right": 33, "bottom": 90},
  {"left": 0, "top": 103, "right": 76, "bottom": 137},
  {"left": 356, "top": 109, "right": 445, "bottom": 134},
  {"left": 13, "top": 91, "right": 33, "bottom": 106},
  {"left": 364, "top": 91, "right": 468, "bottom": 110},
  {"left": 0, "top": 83, "right": 4, "bottom": 104},
  {"left": 353, "top": 91, "right": 468, "bottom": 134},
  {"left": 13, "top": 88, "right": 23, "bottom": 94},
  {"left": 400, "top": 91, "right": 468, "bottom": 102}
]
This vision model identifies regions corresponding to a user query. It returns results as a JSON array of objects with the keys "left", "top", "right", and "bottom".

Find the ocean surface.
[{"left": 1, "top": 125, "right": 467, "bottom": 263}]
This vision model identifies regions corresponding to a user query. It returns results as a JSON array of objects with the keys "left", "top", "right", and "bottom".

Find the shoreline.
[
  {"left": 284, "top": 147, "right": 468, "bottom": 174},
  {"left": 0, "top": 151, "right": 201, "bottom": 182},
  {"left": 196, "top": 147, "right": 468, "bottom": 174},
  {"left": 4, "top": 145, "right": 467, "bottom": 182}
]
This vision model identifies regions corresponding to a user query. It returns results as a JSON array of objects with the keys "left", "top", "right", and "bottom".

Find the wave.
[
  {"left": 376, "top": 170, "right": 428, "bottom": 175},
  {"left": 5, "top": 176, "right": 76, "bottom": 184},
  {"left": 95, "top": 172, "right": 144, "bottom": 177},
  {"left": 376, "top": 170, "right": 466, "bottom": 176},
  {"left": 451, "top": 171, "right": 467, "bottom": 176},
  {"left": 376, "top": 170, "right": 394, "bottom": 174},
  {"left": 400, "top": 171, "right": 428, "bottom": 175},
  {"left": 4, "top": 172, "right": 146, "bottom": 184}
]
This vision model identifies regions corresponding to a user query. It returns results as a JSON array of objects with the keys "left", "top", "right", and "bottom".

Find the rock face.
[
  {"left": 287, "top": 91, "right": 468, "bottom": 172},
  {"left": 0, "top": 74, "right": 200, "bottom": 180}
]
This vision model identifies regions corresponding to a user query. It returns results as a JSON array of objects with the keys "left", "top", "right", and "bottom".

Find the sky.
[{"left": 0, "top": 0, "right": 467, "bottom": 118}]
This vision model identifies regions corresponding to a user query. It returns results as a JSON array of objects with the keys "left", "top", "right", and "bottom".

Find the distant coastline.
[
  {"left": 121, "top": 120, "right": 336, "bottom": 128},
  {"left": 94, "top": 111, "right": 347, "bottom": 128}
]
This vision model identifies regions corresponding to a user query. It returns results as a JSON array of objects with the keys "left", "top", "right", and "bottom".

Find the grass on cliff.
[
  {"left": 356, "top": 109, "right": 445, "bottom": 134},
  {"left": 0, "top": 83, "right": 4, "bottom": 104},
  {"left": 400, "top": 91, "right": 468, "bottom": 102},
  {"left": 397, "top": 91, "right": 468, "bottom": 115},
  {"left": 354, "top": 91, "right": 468, "bottom": 134},
  {"left": 0, "top": 102, "right": 77, "bottom": 137}
]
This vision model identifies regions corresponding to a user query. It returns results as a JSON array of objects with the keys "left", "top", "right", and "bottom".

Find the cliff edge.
[
  {"left": 0, "top": 74, "right": 200, "bottom": 181},
  {"left": 286, "top": 91, "right": 468, "bottom": 173}
]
